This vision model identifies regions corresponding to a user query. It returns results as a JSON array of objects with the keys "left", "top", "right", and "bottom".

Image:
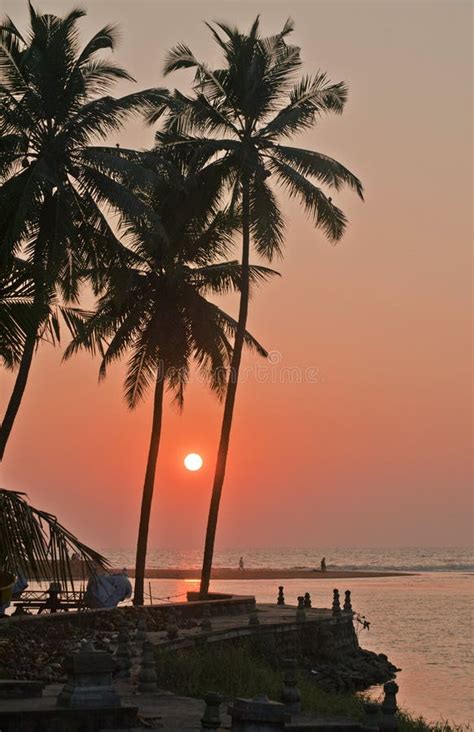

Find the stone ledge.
[
  {"left": 0, "top": 680, "right": 44, "bottom": 699},
  {"left": 0, "top": 703, "right": 139, "bottom": 732},
  {"left": 2, "top": 593, "right": 256, "bottom": 631}
]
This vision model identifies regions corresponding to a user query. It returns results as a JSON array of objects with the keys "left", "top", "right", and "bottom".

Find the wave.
[
  {"left": 329, "top": 563, "right": 474, "bottom": 573},
  {"left": 105, "top": 548, "right": 474, "bottom": 575}
]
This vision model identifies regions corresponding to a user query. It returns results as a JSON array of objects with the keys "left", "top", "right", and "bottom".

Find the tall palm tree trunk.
[
  {"left": 199, "top": 178, "right": 251, "bottom": 598},
  {"left": 0, "top": 328, "right": 38, "bottom": 460},
  {"left": 133, "top": 368, "right": 165, "bottom": 606}
]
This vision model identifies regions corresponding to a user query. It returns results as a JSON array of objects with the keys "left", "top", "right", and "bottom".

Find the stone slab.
[
  {"left": 0, "top": 704, "right": 139, "bottom": 732},
  {"left": 0, "top": 680, "right": 44, "bottom": 699}
]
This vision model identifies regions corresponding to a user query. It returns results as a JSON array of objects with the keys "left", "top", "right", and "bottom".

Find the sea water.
[{"left": 104, "top": 547, "right": 473, "bottom": 725}]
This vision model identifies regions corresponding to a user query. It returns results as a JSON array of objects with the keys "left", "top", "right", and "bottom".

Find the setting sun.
[{"left": 184, "top": 453, "right": 203, "bottom": 471}]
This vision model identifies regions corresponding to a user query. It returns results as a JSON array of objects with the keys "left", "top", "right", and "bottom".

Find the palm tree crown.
[
  {"left": 152, "top": 16, "right": 363, "bottom": 257},
  {"left": 0, "top": 2, "right": 164, "bottom": 290},
  {"left": 0, "top": 3, "right": 166, "bottom": 458},
  {"left": 66, "top": 157, "right": 272, "bottom": 406}
]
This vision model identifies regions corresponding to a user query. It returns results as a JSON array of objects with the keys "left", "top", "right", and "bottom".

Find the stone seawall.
[
  {"left": 0, "top": 595, "right": 254, "bottom": 682},
  {"left": 4, "top": 593, "right": 255, "bottom": 633},
  {"left": 161, "top": 612, "right": 360, "bottom": 660},
  {"left": 0, "top": 599, "right": 397, "bottom": 692},
  {"left": 157, "top": 612, "right": 397, "bottom": 693}
]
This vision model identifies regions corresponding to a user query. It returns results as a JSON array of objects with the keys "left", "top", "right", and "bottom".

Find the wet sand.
[{"left": 117, "top": 568, "right": 413, "bottom": 579}]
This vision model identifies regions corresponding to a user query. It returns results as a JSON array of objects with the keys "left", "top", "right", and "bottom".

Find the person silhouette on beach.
[
  {"left": 321, "top": 557, "right": 326, "bottom": 572},
  {"left": 239, "top": 556, "right": 244, "bottom": 571}
]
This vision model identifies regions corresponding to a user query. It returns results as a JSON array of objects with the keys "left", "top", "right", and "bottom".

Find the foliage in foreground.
[
  {"left": 0, "top": 488, "right": 108, "bottom": 585},
  {"left": 153, "top": 644, "right": 469, "bottom": 732}
]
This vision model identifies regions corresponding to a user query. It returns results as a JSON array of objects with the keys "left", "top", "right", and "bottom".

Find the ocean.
[{"left": 104, "top": 546, "right": 473, "bottom": 726}]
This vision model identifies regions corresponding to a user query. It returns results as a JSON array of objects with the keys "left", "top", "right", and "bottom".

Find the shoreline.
[{"left": 114, "top": 567, "right": 414, "bottom": 580}]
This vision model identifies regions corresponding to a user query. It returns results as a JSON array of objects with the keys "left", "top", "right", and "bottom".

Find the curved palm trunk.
[
  {"left": 0, "top": 329, "right": 38, "bottom": 460},
  {"left": 199, "top": 178, "right": 251, "bottom": 598},
  {"left": 133, "top": 369, "right": 165, "bottom": 606}
]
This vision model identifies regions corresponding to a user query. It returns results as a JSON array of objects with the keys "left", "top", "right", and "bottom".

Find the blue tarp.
[
  {"left": 0, "top": 575, "right": 28, "bottom": 615},
  {"left": 85, "top": 571, "right": 132, "bottom": 608}
]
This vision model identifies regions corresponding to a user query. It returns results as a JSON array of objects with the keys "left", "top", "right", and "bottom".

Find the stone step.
[{"left": 0, "top": 680, "right": 44, "bottom": 699}]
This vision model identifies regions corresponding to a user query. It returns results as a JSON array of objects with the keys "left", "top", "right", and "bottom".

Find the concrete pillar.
[
  {"left": 57, "top": 640, "right": 120, "bottom": 708},
  {"left": 201, "top": 691, "right": 222, "bottom": 729}
]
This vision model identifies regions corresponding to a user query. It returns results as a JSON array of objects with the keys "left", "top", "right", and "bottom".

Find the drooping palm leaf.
[{"left": 0, "top": 488, "right": 109, "bottom": 587}]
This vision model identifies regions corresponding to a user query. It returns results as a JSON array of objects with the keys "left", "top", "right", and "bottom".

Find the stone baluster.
[
  {"left": 303, "top": 592, "right": 312, "bottom": 609},
  {"left": 115, "top": 629, "right": 132, "bottom": 677},
  {"left": 277, "top": 586, "right": 285, "bottom": 606},
  {"left": 380, "top": 681, "right": 399, "bottom": 731},
  {"left": 166, "top": 608, "right": 179, "bottom": 640},
  {"left": 136, "top": 616, "right": 147, "bottom": 646},
  {"left": 138, "top": 640, "right": 158, "bottom": 692},
  {"left": 332, "top": 589, "right": 341, "bottom": 616},
  {"left": 296, "top": 596, "right": 306, "bottom": 622},
  {"left": 280, "top": 658, "right": 301, "bottom": 713},
  {"left": 362, "top": 701, "right": 381, "bottom": 729},
  {"left": 229, "top": 694, "right": 291, "bottom": 731},
  {"left": 201, "top": 605, "right": 213, "bottom": 633},
  {"left": 201, "top": 691, "right": 223, "bottom": 729},
  {"left": 343, "top": 590, "right": 353, "bottom": 613}
]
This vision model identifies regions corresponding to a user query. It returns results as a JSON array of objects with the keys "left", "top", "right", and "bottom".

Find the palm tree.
[
  {"left": 0, "top": 3, "right": 165, "bottom": 459},
  {"left": 0, "top": 487, "right": 108, "bottom": 591},
  {"left": 154, "top": 17, "right": 364, "bottom": 597},
  {"left": 65, "top": 155, "right": 275, "bottom": 605}
]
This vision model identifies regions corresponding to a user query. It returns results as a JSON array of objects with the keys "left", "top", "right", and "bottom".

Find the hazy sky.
[{"left": 1, "top": 0, "right": 472, "bottom": 552}]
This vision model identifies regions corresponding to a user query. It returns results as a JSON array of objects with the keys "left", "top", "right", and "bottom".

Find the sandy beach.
[{"left": 116, "top": 568, "right": 413, "bottom": 579}]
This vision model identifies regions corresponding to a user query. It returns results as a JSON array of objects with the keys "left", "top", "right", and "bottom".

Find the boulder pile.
[
  {"left": 0, "top": 609, "right": 164, "bottom": 683},
  {"left": 309, "top": 648, "right": 399, "bottom": 693}
]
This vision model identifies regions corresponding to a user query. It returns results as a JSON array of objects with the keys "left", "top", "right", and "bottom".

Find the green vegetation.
[{"left": 153, "top": 644, "right": 469, "bottom": 732}]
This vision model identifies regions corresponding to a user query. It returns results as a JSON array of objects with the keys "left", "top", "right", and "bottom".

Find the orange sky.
[{"left": 1, "top": 0, "right": 472, "bottom": 551}]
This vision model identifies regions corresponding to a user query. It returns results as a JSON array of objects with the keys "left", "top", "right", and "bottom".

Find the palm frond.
[
  {"left": 192, "top": 261, "right": 279, "bottom": 296},
  {"left": 249, "top": 169, "right": 285, "bottom": 259},
  {"left": 163, "top": 43, "right": 199, "bottom": 74},
  {"left": 270, "top": 157, "right": 347, "bottom": 241},
  {"left": 0, "top": 259, "right": 38, "bottom": 368},
  {"left": 260, "top": 73, "right": 348, "bottom": 140},
  {"left": 124, "top": 325, "right": 161, "bottom": 408},
  {"left": 209, "top": 302, "right": 268, "bottom": 358},
  {"left": 0, "top": 488, "right": 109, "bottom": 586},
  {"left": 75, "top": 23, "right": 120, "bottom": 66},
  {"left": 271, "top": 145, "right": 364, "bottom": 199}
]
